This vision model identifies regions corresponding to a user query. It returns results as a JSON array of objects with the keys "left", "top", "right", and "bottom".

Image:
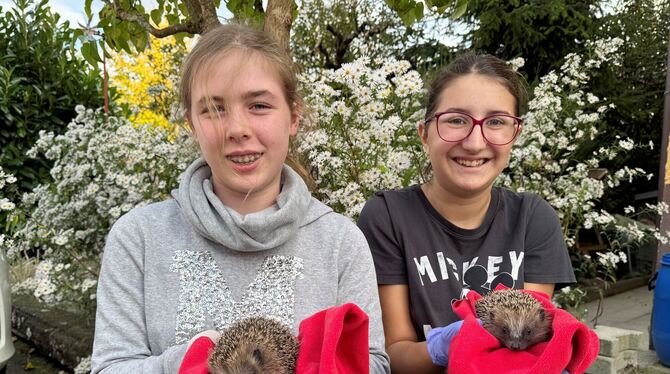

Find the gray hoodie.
[{"left": 91, "top": 158, "right": 390, "bottom": 373}]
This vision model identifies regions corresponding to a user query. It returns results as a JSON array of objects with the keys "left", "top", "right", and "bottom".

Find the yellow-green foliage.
[{"left": 110, "top": 34, "right": 189, "bottom": 133}]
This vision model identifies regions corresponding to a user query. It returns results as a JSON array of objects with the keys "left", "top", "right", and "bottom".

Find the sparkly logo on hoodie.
[{"left": 170, "top": 250, "right": 303, "bottom": 344}]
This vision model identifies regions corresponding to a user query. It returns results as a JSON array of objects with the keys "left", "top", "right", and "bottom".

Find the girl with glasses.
[
  {"left": 91, "top": 24, "right": 390, "bottom": 373},
  {"left": 357, "top": 52, "right": 575, "bottom": 372}
]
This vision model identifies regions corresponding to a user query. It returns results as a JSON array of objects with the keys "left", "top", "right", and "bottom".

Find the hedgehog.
[
  {"left": 474, "top": 289, "right": 553, "bottom": 351},
  {"left": 208, "top": 316, "right": 299, "bottom": 374}
]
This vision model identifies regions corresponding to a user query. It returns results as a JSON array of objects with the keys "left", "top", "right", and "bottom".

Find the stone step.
[
  {"left": 586, "top": 325, "right": 670, "bottom": 374},
  {"left": 594, "top": 325, "right": 648, "bottom": 357},
  {"left": 10, "top": 293, "right": 93, "bottom": 371}
]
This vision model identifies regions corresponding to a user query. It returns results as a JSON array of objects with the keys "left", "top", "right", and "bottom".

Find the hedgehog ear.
[
  {"left": 539, "top": 308, "right": 545, "bottom": 321},
  {"left": 252, "top": 348, "right": 264, "bottom": 366}
]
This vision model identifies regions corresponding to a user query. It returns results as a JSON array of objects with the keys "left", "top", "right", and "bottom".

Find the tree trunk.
[{"left": 264, "top": 0, "right": 296, "bottom": 51}]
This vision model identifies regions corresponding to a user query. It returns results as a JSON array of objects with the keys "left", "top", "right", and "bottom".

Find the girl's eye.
[
  {"left": 485, "top": 117, "right": 509, "bottom": 127},
  {"left": 251, "top": 103, "right": 270, "bottom": 110},
  {"left": 201, "top": 105, "right": 225, "bottom": 115},
  {"left": 443, "top": 116, "right": 469, "bottom": 126}
]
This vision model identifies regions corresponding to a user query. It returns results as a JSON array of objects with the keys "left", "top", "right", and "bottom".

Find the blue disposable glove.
[{"left": 426, "top": 320, "right": 465, "bottom": 366}]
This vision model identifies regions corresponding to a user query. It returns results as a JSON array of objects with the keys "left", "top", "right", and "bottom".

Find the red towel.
[
  {"left": 296, "top": 303, "right": 369, "bottom": 374},
  {"left": 178, "top": 303, "right": 370, "bottom": 374},
  {"left": 179, "top": 336, "right": 215, "bottom": 374},
  {"left": 447, "top": 285, "right": 600, "bottom": 374}
]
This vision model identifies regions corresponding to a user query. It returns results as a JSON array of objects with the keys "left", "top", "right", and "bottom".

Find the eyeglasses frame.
[{"left": 424, "top": 110, "right": 523, "bottom": 146}]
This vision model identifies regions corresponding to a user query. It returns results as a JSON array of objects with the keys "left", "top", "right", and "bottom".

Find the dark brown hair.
[{"left": 424, "top": 51, "right": 528, "bottom": 122}]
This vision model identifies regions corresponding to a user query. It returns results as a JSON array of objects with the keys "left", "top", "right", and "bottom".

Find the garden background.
[{"left": 0, "top": 0, "right": 669, "bottom": 372}]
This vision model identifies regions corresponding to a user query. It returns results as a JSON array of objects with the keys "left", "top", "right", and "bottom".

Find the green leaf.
[
  {"left": 81, "top": 40, "right": 101, "bottom": 65},
  {"left": 134, "top": 30, "right": 148, "bottom": 51},
  {"left": 227, "top": 0, "right": 263, "bottom": 22},
  {"left": 427, "top": 0, "right": 455, "bottom": 13},
  {"left": 150, "top": 8, "right": 162, "bottom": 26},
  {"left": 451, "top": 0, "right": 468, "bottom": 19},
  {"left": 177, "top": 2, "right": 187, "bottom": 15},
  {"left": 166, "top": 13, "right": 178, "bottom": 25},
  {"left": 385, "top": 0, "right": 424, "bottom": 26},
  {"left": 84, "top": 0, "right": 92, "bottom": 19}
]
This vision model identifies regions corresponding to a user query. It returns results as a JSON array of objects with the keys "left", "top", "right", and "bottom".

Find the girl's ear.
[
  {"left": 418, "top": 121, "right": 429, "bottom": 146},
  {"left": 185, "top": 112, "right": 199, "bottom": 142},
  {"left": 186, "top": 112, "right": 195, "bottom": 132},
  {"left": 289, "top": 101, "right": 301, "bottom": 136}
]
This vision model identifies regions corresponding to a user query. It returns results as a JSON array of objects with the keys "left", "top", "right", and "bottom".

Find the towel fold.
[{"left": 296, "top": 303, "right": 369, "bottom": 374}]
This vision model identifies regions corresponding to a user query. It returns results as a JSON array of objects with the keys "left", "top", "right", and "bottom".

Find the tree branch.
[
  {"left": 324, "top": 20, "right": 391, "bottom": 68},
  {"left": 317, "top": 41, "right": 336, "bottom": 69},
  {"left": 105, "top": 0, "right": 220, "bottom": 38}
]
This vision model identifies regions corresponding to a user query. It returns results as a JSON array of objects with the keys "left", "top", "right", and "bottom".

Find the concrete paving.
[
  {"left": 584, "top": 286, "right": 654, "bottom": 334},
  {"left": 584, "top": 286, "right": 670, "bottom": 373}
]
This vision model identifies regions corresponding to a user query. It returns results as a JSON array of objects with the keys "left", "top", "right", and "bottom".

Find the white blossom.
[
  {"left": 0, "top": 198, "right": 15, "bottom": 211},
  {"left": 618, "top": 138, "right": 634, "bottom": 151},
  {"left": 507, "top": 57, "right": 525, "bottom": 71}
]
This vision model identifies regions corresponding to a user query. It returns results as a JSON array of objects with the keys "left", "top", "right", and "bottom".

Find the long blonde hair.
[{"left": 179, "top": 23, "right": 313, "bottom": 188}]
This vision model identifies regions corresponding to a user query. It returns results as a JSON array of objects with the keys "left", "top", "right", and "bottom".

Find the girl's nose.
[
  {"left": 460, "top": 124, "right": 487, "bottom": 151},
  {"left": 226, "top": 110, "right": 252, "bottom": 141}
]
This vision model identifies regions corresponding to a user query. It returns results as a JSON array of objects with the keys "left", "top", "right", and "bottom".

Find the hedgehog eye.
[
  {"left": 524, "top": 328, "right": 532, "bottom": 337},
  {"left": 501, "top": 327, "right": 510, "bottom": 335},
  {"left": 252, "top": 349, "right": 264, "bottom": 365}
]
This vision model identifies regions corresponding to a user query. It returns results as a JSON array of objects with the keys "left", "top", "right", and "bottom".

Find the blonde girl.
[{"left": 92, "top": 24, "right": 390, "bottom": 373}]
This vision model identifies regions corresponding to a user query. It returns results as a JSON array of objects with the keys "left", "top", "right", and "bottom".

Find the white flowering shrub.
[
  {"left": 0, "top": 167, "right": 17, "bottom": 212},
  {"left": 8, "top": 106, "right": 196, "bottom": 311},
  {"left": 500, "top": 37, "right": 642, "bottom": 247},
  {"left": 498, "top": 38, "right": 668, "bottom": 311},
  {"left": 0, "top": 166, "right": 17, "bottom": 248},
  {"left": 298, "top": 57, "right": 427, "bottom": 218}
]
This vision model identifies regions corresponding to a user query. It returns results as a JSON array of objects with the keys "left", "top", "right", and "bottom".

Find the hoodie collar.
[{"left": 173, "top": 158, "right": 327, "bottom": 252}]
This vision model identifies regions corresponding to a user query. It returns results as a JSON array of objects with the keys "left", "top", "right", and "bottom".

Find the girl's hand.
[{"left": 425, "top": 320, "right": 465, "bottom": 366}]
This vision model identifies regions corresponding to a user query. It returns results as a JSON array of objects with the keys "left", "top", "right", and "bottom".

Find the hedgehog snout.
[{"left": 506, "top": 338, "right": 528, "bottom": 351}]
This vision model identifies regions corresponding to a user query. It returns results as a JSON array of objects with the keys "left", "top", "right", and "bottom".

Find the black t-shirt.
[{"left": 357, "top": 185, "right": 576, "bottom": 340}]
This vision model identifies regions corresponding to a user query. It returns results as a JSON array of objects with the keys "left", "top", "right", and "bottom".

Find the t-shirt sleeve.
[
  {"left": 523, "top": 197, "right": 577, "bottom": 285},
  {"left": 357, "top": 193, "right": 407, "bottom": 284}
]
